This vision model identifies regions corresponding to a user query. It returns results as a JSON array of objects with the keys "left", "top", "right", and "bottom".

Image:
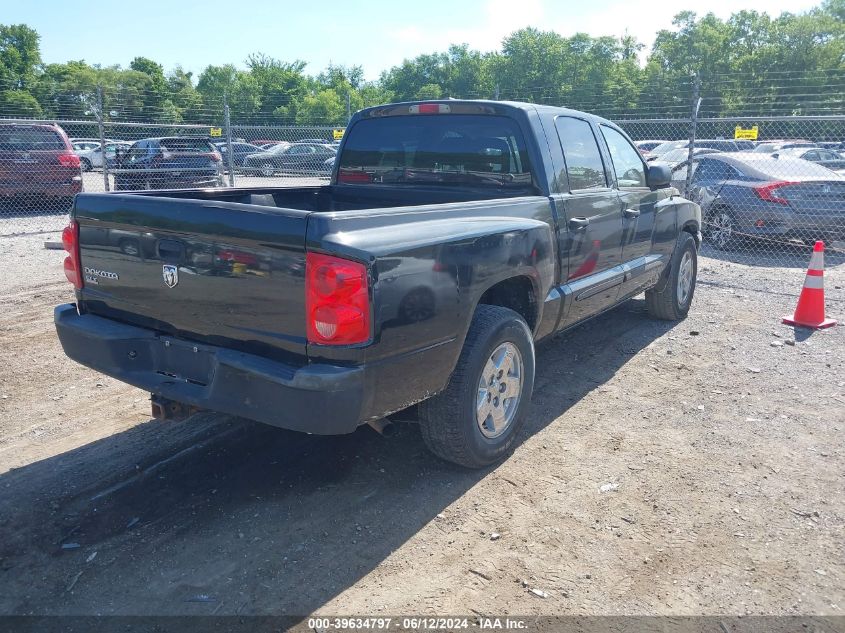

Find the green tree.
[{"left": 0, "top": 24, "right": 41, "bottom": 90}]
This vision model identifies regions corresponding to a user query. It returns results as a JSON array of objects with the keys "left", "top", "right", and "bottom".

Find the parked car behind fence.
[
  {"left": 773, "top": 147, "right": 845, "bottom": 173},
  {"left": 672, "top": 152, "right": 845, "bottom": 250},
  {"left": 242, "top": 142, "right": 336, "bottom": 177},
  {"left": 644, "top": 138, "right": 740, "bottom": 161},
  {"left": 0, "top": 122, "right": 82, "bottom": 214},
  {"left": 78, "top": 142, "right": 132, "bottom": 171},
  {"left": 113, "top": 137, "right": 224, "bottom": 191},
  {"left": 214, "top": 142, "right": 266, "bottom": 168}
]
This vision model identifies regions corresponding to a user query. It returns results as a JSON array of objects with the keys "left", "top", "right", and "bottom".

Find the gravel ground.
[{"left": 0, "top": 233, "right": 842, "bottom": 620}]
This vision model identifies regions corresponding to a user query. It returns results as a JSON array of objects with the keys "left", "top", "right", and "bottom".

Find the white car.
[
  {"left": 77, "top": 142, "right": 131, "bottom": 171},
  {"left": 72, "top": 140, "right": 101, "bottom": 153}
]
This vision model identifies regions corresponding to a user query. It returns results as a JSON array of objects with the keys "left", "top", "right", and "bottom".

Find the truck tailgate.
[{"left": 74, "top": 193, "right": 311, "bottom": 362}]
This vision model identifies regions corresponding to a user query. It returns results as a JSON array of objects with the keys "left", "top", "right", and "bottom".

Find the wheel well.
[
  {"left": 682, "top": 221, "right": 701, "bottom": 246},
  {"left": 477, "top": 276, "right": 537, "bottom": 329}
]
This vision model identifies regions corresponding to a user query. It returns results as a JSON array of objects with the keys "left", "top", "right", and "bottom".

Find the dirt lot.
[{"left": 0, "top": 232, "right": 843, "bottom": 620}]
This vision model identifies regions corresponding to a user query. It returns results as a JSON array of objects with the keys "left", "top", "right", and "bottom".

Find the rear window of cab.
[{"left": 338, "top": 115, "right": 533, "bottom": 188}]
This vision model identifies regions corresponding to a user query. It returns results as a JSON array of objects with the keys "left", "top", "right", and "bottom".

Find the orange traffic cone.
[{"left": 782, "top": 241, "right": 837, "bottom": 329}]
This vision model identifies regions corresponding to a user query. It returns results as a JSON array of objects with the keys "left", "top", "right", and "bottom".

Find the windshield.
[{"left": 337, "top": 115, "right": 534, "bottom": 189}]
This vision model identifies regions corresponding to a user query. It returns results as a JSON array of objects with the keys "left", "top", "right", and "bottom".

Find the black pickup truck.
[{"left": 56, "top": 100, "right": 701, "bottom": 468}]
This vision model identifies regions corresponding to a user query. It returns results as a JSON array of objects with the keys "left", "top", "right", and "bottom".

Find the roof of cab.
[{"left": 355, "top": 99, "right": 616, "bottom": 127}]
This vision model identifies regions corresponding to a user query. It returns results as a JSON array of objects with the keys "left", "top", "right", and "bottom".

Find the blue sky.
[{"left": 5, "top": 0, "right": 822, "bottom": 81}]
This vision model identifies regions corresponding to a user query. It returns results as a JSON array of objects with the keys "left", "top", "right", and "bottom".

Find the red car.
[{"left": 0, "top": 123, "right": 82, "bottom": 213}]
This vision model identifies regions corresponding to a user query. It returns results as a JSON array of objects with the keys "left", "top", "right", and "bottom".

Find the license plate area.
[{"left": 154, "top": 337, "right": 214, "bottom": 386}]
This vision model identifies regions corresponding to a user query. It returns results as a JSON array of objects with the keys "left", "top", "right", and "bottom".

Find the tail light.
[
  {"left": 62, "top": 220, "right": 83, "bottom": 289},
  {"left": 58, "top": 152, "right": 81, "bottom": 169},
  {"left": 306, "top": 252, "right": 370, "bottom": 345},
  {"left": 754, "top": 181, "right": 797, "bottom": 205}
]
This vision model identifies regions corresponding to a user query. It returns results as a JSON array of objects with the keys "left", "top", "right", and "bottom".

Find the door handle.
[
  {"left": 568, "top": 217, "right": 590, "bottom": 230},
  {"left": 623, "top": 207, "right": 641, "bottom": 219}
]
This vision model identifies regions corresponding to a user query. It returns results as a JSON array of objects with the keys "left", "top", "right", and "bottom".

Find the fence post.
[
  {"left": 684, "top": 76, "right": 701, "bottom": 196},
  {"left": 96, "top": 86, "right": 110, "bottom": 192},
  {"left": 223, "top": 94, "right": 235, "bottom": 188}
]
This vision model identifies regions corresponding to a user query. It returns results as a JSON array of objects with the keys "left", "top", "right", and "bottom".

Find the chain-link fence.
[
  {"left": 618, "top": 115, "right": 845, "bottom": 281},
  {"left": 0, "top": 116, "right": 342, "bottom": 236},
  {"left": 2, "top": 102, "right": 844, "bottom": 287}
]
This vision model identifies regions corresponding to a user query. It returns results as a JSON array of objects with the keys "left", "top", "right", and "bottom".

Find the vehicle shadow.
[
  {"left": 0, "top": 298, "right": 677, "bottom": 619},
  {"left": 699, "top": 239, "right": 845, "bottom": 269}
]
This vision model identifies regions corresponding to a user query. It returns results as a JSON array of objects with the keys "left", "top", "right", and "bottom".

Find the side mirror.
[{"left": 647, "top": 163, "right": 672, "bottom": 190}]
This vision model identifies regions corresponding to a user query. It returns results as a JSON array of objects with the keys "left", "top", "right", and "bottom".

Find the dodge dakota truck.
[{"left": 55, "top": 100, "right": 701, "bottom": 468}]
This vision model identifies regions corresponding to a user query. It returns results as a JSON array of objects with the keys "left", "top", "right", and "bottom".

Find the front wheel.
[
  {"left": 645, "top": 231, "right": 697, "bottom": 320},
  {"left": 419, "top": 305, "right": 535, "bottom": 468}
]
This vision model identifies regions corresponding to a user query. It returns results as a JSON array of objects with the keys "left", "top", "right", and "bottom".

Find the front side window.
[
  {"left": 555, "top": 117, "right": 607, "bottom": 191},
  {"left": 601, "top": 125, "right": 646, "bottom": 187}
]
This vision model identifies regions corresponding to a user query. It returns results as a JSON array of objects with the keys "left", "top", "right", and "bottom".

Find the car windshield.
[
  {"left": 649, "top": 140, "right": 686, "bottom": 155},
  {"left": 0, "top": 127, "right": 64, "bottom": 150},
  {"left": 338, "top": 114, "right": 534, "bottom": 189},
  {"left": 160, "top": 138, "right": 212, "bottom": 153}
]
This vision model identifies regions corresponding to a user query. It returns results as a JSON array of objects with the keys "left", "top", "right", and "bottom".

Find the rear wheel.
[
  {"left": 260, "top": 163, "right": 275, "bottom": 177},
  {"left": 80, "top": 157, "right": 92, "bottom": 172},
  {"left": 419, "top": 305, "right": 535, "bottom": 468},
  {"left": 646, "top": 231, "right": 697, "bottom": 320},
  {"left": 704, "top": 207, "right": 744, "bottom": 250}
]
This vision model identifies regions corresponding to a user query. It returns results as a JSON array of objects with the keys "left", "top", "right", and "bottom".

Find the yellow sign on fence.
[
  {"left": 734, "top": 125, "right": 758, "bottom": 140},
  {"left": 332, "top": 128, "right": 345, "bottom": 141},
  {"left": 209, "top": 127, "right": 223, "bottom": 138}
]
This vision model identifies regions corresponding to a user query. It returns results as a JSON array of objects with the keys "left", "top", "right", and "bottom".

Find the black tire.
[
  {"left": 260, "top": 163, "right": 275, "bottom": 177},
  {"left": 645, "top": 231, "right": 698, "bottom": 320},
  {"left": 419, "top": 305, "right": 535, "bottom": 468},
  {"left": 80, "top": 158, "right": 92, "bottom": 172}
]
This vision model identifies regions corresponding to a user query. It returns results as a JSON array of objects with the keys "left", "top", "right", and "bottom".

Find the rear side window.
[
  {"left": 160, "top": 138, "right": 213, "bottom": 153},
  {"left": 555, "top": 117, "right": 607, "bottom": 190},
  {"left": 338, "top": 115, "right": 533, "bottom": 189},
  {"left": 692, "top": 159, "right": 741, "bottom": 182},
  {"left": 0, "top": 127, "right": 65, "bottom": 150},
  {"left": 600, "top": 125, "right": 646, "bottom": 187}
]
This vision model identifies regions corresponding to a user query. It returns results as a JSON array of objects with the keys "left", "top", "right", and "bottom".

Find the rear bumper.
[
  {"left": 0, "top": 179, "right": 82, "bottom": 197},
  {"left": 55, "top": 304, "right": 365, "bottom": 434},
  {"left": 733, "top": 207, "right": 845, "bottom": 240}
]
